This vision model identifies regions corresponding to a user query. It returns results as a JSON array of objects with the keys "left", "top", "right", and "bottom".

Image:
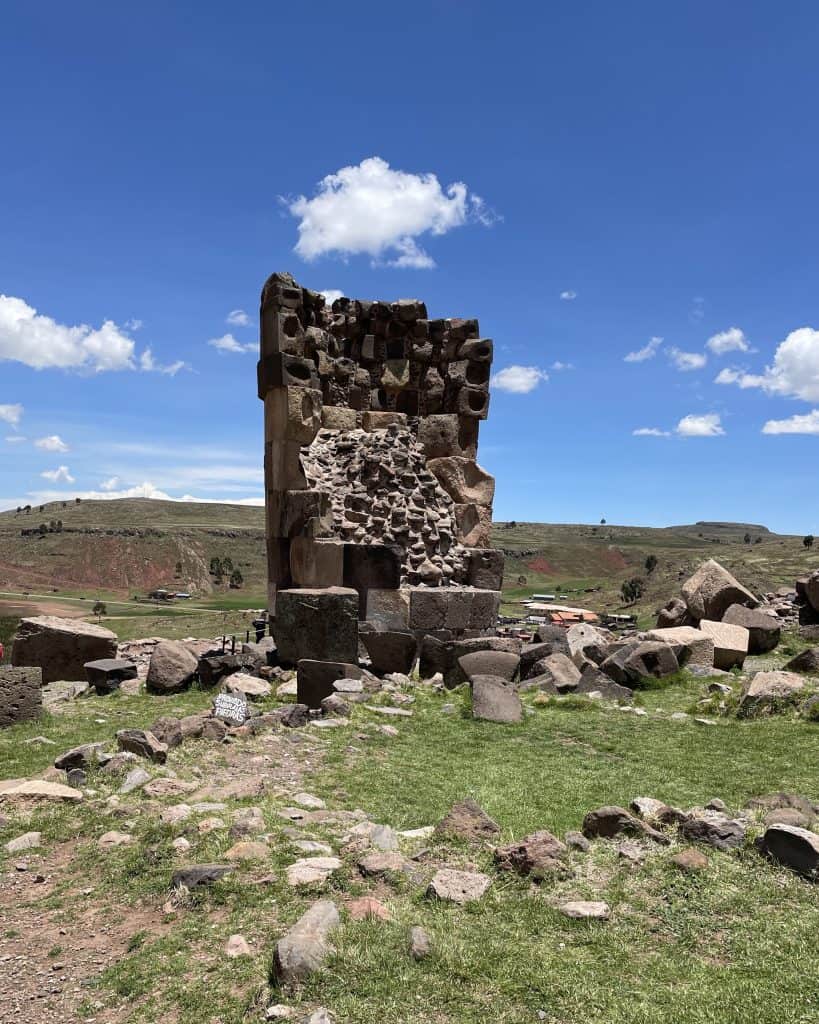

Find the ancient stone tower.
[{"left": 258, "top": 271, "right": 504, "bottom": 679}]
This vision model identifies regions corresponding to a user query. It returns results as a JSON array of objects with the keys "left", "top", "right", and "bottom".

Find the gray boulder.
[
  {"left": 471, "top": 675, "right": 522, "bottom": 723},
  {"left": 12, "top": 616, "right": 117, "bottom": 683},
  {"left": 758, "top": 824, "right": 819, "bottom": 878},
  {"left": 679, "top": 813, "right": 746, "bottom": 850},
  {"left": 273, "top": 900, "right": 340, "bottom": 985},
  {"left": 519, "top": 652, "right": 580, "bottom": 693},
  {"left": 600, "top": 641, "right": 678, "bottom": 686},
  {"left": 680, "top": 559, "right": 757, "bottom": 622},
  {"left": 457, "top": 650, "right": 520, "bottom": 683},
  {"left": 575, "top": 665, "right": 633, "bottom": 702},
  {"left": 146, "top": 641, "right": 198, "bottom": 694},
  {"left": 0, "top": 666, "right": 43, "bottom": 729},
  {"left": 739, "top": 671, "right": 805, "bottom": 714},
  {"left": 784, "top": 647, "right": 819, "bottom": 675},
  {"left": 722, "top": 605, "right": 781, "bottom": 654}
]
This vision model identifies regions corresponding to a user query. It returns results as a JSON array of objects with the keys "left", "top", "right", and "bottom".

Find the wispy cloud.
[
  {"left": 0, "top": 403, "right": 23, "bottom": 426},
  {"left": 625, "top": 336, "right": 663, "bottom": 363},
  {"left": 226, "top": 309, "right": 251, "bottom": 327},
  {"left": 208, "top": 333, "right": 257, "bottom": 355},
  {"left": 668, "top": 347, "right": 707, "bottom": 372},
  {"left": 34, "top": 434, "right": 69, "bottom": 453},
  {"left": 633, "top": 427, "right": 670, "bottom": 437},
  {"left": 41, "top": 465, "right": 75, "bottom": 483},
  {"left": 762, "top": 409, "right": 819, "bottom": 435},
  {"left": 559, "top": 290, "right": 577, "bottom": 301}
]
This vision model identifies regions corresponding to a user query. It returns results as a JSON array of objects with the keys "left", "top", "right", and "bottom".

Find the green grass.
[{"left": 2, "top": 673, "right": 817, "bottom": 1024}]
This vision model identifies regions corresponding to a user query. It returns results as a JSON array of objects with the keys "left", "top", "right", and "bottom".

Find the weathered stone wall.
[
  {"left": 0, "top": 666, "right": 43, "bottom": 728},
  {"left": 259, "top": 271, "right": 504, "bottom": 659}
]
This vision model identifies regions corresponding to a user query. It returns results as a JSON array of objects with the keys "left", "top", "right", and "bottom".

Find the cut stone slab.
[
  {"left": 146, "top": 640, "right": 199, "bottom": 694},
  {"left": 297, "top": 660, "right": 363, "bottom": 709},
  {"left": 12, "top": 616, "right": 117, "bottom": 683},
  {"left": 0, "top": 666, "right": 43, "bottom": 728},
  {"left": 645, "top": 627, "right": 715, "bottom": 670},
  {"left": 116, "top": 729, "right": 168, "bottom": 764},
  {"left": 84, "top": 658, "right": 138, "bottom": 695},
  {"left": 698, "top": 620, "right": 749, "bottom": 670},
  {"left": 427, "top": 868, "right": 491, "bottom": 904},
  {"left": 600, "top": 641, "right": 679, "bottom": 686},
  {"left": 225, "top": 672, "right": 272, "bottom": 700},
  {"left": 519, "top": 653, "right": 580, "bottom": 693},
  {"left": 575, "top": 666, "right": 633, "bottom": 703},
  {"left": 758, "top": 824, "right": 819, "bottom": 878},
  {"left": 0, "top": 779, "right": 83, "bottom": 803},
  {"left": 739, "top": 671, "right": 805, "bottom": 713},
  {"left": 679, "top": 813, "right": 746, "bottom": 850},
  {"left": 722, "top": 605, "right": 781, "bottom": 654},
  {"left": 360, "top": 631, "right": 418, "bottom": 675},
  {"left": 471, "top": 675, "right": 522, "bottom": 723},
  {"left": 273, "top": 900, "right": 340, "bottom": 985},
  {"left": 286, "top": 856, "right": 342, "bottom": 886},
  {"left": 680, "top": 559, "right": 758, "bottom": 622},
  {"left": 363, "top": 704, "right": 413, "bottom": 717},
  {"left": 558, "top": 900, "right": 610, "bottom": 920},
  {"left": 273, "top": 588, "right": 359, "bottom": 666},
  {"left": 457, "top": 650, "right": 520, "bottom": 684}
]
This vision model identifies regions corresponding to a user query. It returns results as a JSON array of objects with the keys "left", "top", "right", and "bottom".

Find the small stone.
[
  {"left": 670, "top": 848, "right": 708, "bottom": 873},
  {"left": 98, "top": 831, "right": 132, "bottom": 850},
  {"left": 225, "top": 934, "right": 252, "bottom": 958},
  {"left": 172, "top": 837, "right": 191, "bottom": 853},
  {"left": 427, "top": 868, "right": 491, "bottom": 904},
  {"left": 357, "top": 851, "right": 408, "bottom": 877},
  {"left": 705, "top": 798, "right": 727, "bottom": 812},
  {"left": 161, "top": 804, "right": 192, "bottom": 826},
  {"left": 409, "top": 925, "right": 431, "bottom": 960},
  {"left": 293, "top": 793, "right": 326, "bottom": 810},
  {"left": 266, "top": 1006, "right": 296, "bottom": 1021},
  {"left": 225, "top": 840, "right": 269, "bottom": 862},
  {"left": 558, "top": 900, "right": 610, "bottom": 920},
  {"left": 617, "top": 841, "right": 645, "bottom": 864},
  {"left": 273, "top": 900, "right": 340, "bottom": 985},
  {"left": 120, "top": 767, "right": 151, "bottom": 794},
  {"left": 346, "top": 896, "right": 392, "bottom": 921},
  {"left": 4, "top": 831, "right": 41, "bottom": 853},
  {"left": 286, "top": 856, "right": 342, "bottom": 886},
  {"left": 565, "top": 831, "right": 590, "bottom": 852}
]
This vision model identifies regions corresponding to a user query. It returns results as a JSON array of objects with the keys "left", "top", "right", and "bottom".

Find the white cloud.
[
  {"left": 100, "top": 476, "right": 120, "bottom": 491},
  {"left": 320, "top": 289, "right": 344, "bottom": 306},
  {"left": 5, "top": 435, "right": 26, "bottom": 444},
  {"left": 208, "top": 333, "right": 256, "bottom": 355},
  {"left": 490, "top": 365, "right": 549, "bottom": 394},
  {"left": 706, "top": 326, "right": 749, "bottom": 355},
  {"left": 0, "top": 295, "right": 136, "bottom": 372},
  {"left": 633, "top": 427, "right": 670, "bottom": 437},
  {"left": 715, "top": 327, "right": 819, "bottom": 402},
  {"left": 560, "top": 290, "right": 577, "bottom": 301},
  {"left": 762, "top": 409, "right": 819, "bottom": 435},
  {"left": 226, "top": 309, "right": 251, "bottom": 327},
  {"left": 550, "top": 361, "right": 574, "bottom": 371},
  {"left": 35, "top": 435, "right": 69, "bottom": 453},
  {"left": 41, "top": 465, "right": 75, "bottom": 483},
  {"left": 625, "top": 336, "right": 663, "bottom": 363},
  {"left": 668, "top": 347, "right": 707, "bottom": 372},
  {"left": 139, "top": 348, "right": 186, "bottom": 375},
  {"left": 676, "top": 413, "right": 725, "bottom": 437},
  {"left": 124, "top": 318, "right": 143, "bottom": 331},
  {"left": 30, "top": 480, "right": 265, "bottom": 506},
  {"left": 284, "top": 156, "right": 496, "bottom": 268},
  {"left": 0, "top": 403, "right": 23, "bottom": 426}
]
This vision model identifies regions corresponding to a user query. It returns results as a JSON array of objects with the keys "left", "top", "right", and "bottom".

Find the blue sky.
[{"left": 1, "top": 1, "right": 818, "bottom": 533}]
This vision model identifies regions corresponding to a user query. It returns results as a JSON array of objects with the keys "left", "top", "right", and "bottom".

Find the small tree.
[
  {"left": 229, "top": 568, "right": 243, "bottom": 589},
  {"left": 222, "top": 556, "right": 234, "bottom": 573},
  {"left": 645, "top": 554, "right": 658, "bottom": 575},
  {"left": 209, "top": 556, "right": 222, "bottom": 576},
  {"left": 744, "top": 532, "right": 752, "bottom": 544},
  {"left": 175, "top": 560, "right": 183, "bottom": 577},
  {"left": 92, "top": 600, "right": 107, "bottom": 622},
  {"left": 600, "top": 517, "right": 607, "bottom": 525},
  {"left": 804, "top": 535, "right": 815, "bottom": 549},
  {"left": 38, "top": 523, "right": 48, "bottom": 536},
  {"left": 620, "top": 577, "right": 645, "bottom": 604}
]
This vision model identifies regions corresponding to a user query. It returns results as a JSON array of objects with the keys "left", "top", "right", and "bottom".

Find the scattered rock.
[
  {"left": 434, "top": 798, "right": 500, "bottom": 842},
  {"left": 427, "top": 868, "right": 491, "bottom": 904},
  {"left": 225, "top": 934, "right": 252, "bottom": 958},
  {"left": 357, "top": 851, "right": 408, "bottom": 877},
  {"left": 225, "top": 840, "right": 269, "bottom": 862},
  {"left": 4, "top": 831, "right": 41, "bottom": 853},
  {"left": 582, "top": 806, "right": 669, "bottom": 845},
  {"left": 409, "top": 925, "right": 431, "bottom": 960},
  {"left": 98, "top": 831, "right": 133, "bottom": 850},
  {"left": 54, "top": 742, "right": 106, "bottom": 772},
  {"left": 679, "top": 813, "right": 746, "bottom": 850},
  {"left": 116, "top": 728, "right": 168, "bottom": 764},
  {"left": 347, "top": 896, "right": 392, "bottom": 921},
  {"left": 558, "top": 900, "right": 610, "bottom": 920},
  {"left": 670, "top": 847, "right": 708, "bottom": 873},
  {"left": 471, "top": 675, "right": 522, "bottom": 723},
  {"left": 739, "top": 671, "right": 805, "bottom": 714},
  {"left": 171, "top": 864, "right": 234, "bottom": 889},
  {"left": 120, "top": 767, "right": 151, "bottom": 794},
  {"left": 564, "top": 830, "right": 590, "bottom": 852},
  {"left": 757, "top": 824, "right": 819, "bottom": 878},
  {"left": 273, "top": 900, "right": 340, "bottom": 985},
  {"left": 0, "top": 779, "right": 83, "bottom": 803},
  {"left": 493, "top": 830, "right": 569, "bottom": 879},
  {"left": 286, "top": 856, "right": 342, "bottom": 886}
]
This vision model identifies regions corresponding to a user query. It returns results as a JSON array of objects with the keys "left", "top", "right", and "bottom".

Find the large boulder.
[
  {"left": 457, "top": 650, "right": 520, "bottom": 683},
  {"left": 804, "top": 570, "right": 819, "bottom": 614},
  {"left": 784, "top": 647, "right": 819, "bottom": 675},
  {"left": 680, "top": 560, "right": 758, "bottom": 622},
  {"left": 85, "top": 658, "right": 138, "bottom": 695},
  {"left": 520, "top": 639, "right": 569, "bottom": 679},
  {"left": 656, "top": 597, "right": 693, "bottom": 629},
  {"left": 12, "top": 616, "right": 117, "bottom": 683},
  {"left": 566, "top": 624, "right": 613, "bottom": 666},
  {"left": 758, "top": 824, "right": 819, "bottom": 878},
  {"left": 146, "top": 641, "right": 199, "bottom": 694},
  {"left": 360, "top": 631, "right": 417, "bottom": 675},
  {"left": 645, "top": 626, "right": 714, "bottom": 669},
  {"left": 739, "top": 671, "right": 805, "bottom": 714},
  {"left": 471, "top": 675, "right": 522, "bottom": 723},
  {"left": 519, "top": 652, "right": 580, "bottom": 693},
  {"left": 600, "top": 641, "right": 679, "bottom": 686},
  {"left": 0, "top": 666, "right": 43, "bottom": 728},
  {"left": 698, "top": 620, "right": 749, "bottom": 670},
  {"left": 722, "top": 605, "right": 781, "bottom": 654}
]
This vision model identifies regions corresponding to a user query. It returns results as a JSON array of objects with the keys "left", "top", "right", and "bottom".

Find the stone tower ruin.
[{"left": 258, "top": 271, "right": 505, "bottom": 684}]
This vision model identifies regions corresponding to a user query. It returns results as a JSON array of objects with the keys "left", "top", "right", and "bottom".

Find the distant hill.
[{"left": 0, "top": 500, "right": 814, "bottom": 624}]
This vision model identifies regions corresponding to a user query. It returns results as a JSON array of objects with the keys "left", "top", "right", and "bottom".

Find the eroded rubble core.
[{"left": 259, "top": 271, "right": 505, "bottom": 670}]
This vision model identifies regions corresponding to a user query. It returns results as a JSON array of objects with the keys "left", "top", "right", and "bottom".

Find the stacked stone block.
[{"left": 259, "top": 272, "right": 504, "bottom": 668}]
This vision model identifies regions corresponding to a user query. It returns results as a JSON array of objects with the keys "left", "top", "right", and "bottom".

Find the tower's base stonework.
[{"left": 260, "top": 272, "right": 504, "bottom": 674}]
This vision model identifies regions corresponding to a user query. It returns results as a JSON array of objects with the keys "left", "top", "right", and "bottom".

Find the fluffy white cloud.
[
  {"left": 226, "top": 309, "right": 250, "bottom": 326},
  {"left": 762, "top": 409, "right": 819, "bottom": 435},
  {"left": 35, "top": 435, "right": 69, "bottom": 453},
  {"left": 715, "top": 327, "right": 819, "bottom": 402},
  {"left": 284, "top": 156, "right": 495, "bottom": 268},
  {"left": 320, "top": 289, "right": 344, "bottom": 306},
  {"left": 633, "top": 427, "right": 670, "bottom": 437},
  {"left": 625, "top": 336, "right": 663, "bottom": 363},
  {"left": 706, "top": 327, "right": 749, "bottom": 355},
  {"left": 668, "top": 347, "right": 707, "bottom": 372},
  {"left": 0, "top": 403, "right": 23, "bottom": 426},
  {"left": 31, "top": 480, "right": 265, "bottom": 506},
  {"left": 560, "top": 290, "right": 577, "bottom": 301},
  {"left": 41, "top": 465, "right": 75, "bottom": 483},
  {"left": 490, "top": 365, "right": 549, "bottom": 394},
  {"left": 676, "top": 413, "right": 725, "bottom": 437},
  {"left": 208, "top": 333, "right": 256, "bottom": 354}
]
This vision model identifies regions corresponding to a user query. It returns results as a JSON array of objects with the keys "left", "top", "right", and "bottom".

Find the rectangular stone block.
[
  {"left": 468, "top": 590, "right": 501, "bottom": 630},
  {"left": 12, "top": 617, "right": 118, "bottom": 684},
  {"left": 417, "top": 415, "right": 478, "bottom": 459},
  {"left": 361, "top": 411, "right": 408, "bottom": 432},
  {"left": 257, "top": 354, "right": 319, "bottom": 399},
  {"left": 466, "top": 548, "right": 505, "bottom": 590},
  {"left": 261, "top": 307, "right": 305, "bottom": 357},
  {"left": 290, "top": 538, "right": 345, "bottom": 588},
  {"left": 267, "top": 489, "right": 331, "bottom": 539},
  {"left": 265, "top": 440, "right": 308, "bottom": 491},
  {"left": 321, "top": 406, "right": 358, "bottom": 431},
  {"left": 366, "top": 589, "right": 410, "bottom": 630},
  {"left": 273, "top": 588, "right": 359, "bottom": 665},
  {"left": 0, "top": 666, "right": 43, "bottom": 728},
  {"left": 343, "top": 544, "right": 402, "bottom": 618},
  {"left": 264, "top": 387, "right": 322, "bottom": 444},
  {"left": 456, "top": 386, "right": 490, "bottom": 419},
  {"left": 408, "top": 589, "right": 448, "bottom": 630},
  {"left": 698, "top": 620, "right": 749, "bottom": 670},
  {"left": 646, "top": 627, "right": 715, "bottom": 669},
  {"left": 296, "top": 659, "right": 363, "bottom": 709}
]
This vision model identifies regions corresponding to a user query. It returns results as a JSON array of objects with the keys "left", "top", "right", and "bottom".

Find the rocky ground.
[{"left": 1, "top": 644, "right": 818, "bottom": 1024}]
